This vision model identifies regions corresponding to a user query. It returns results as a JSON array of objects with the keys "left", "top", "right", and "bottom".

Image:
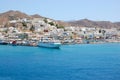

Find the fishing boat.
[{"left": 38, "top": 37, "right": 61, "bottom": 48}]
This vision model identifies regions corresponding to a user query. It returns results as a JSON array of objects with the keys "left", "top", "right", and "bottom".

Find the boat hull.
[
  {"left": 0, "top": 42, "right": 8, "bottom": 45},
  {"left": 0, "top": 40, "right": 8, "bottom": 45},
  {"left": 38, "top": 42, "right": 61, "bottom": 48}
]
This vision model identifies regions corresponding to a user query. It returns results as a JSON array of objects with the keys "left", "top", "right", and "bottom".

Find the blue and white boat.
[{"left": 38, "top": 37, "right": 61, "bottom": 48}]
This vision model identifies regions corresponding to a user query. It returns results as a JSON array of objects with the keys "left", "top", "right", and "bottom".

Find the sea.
[{"left": 0, "top": 43, "right": 120, "bottom": 80}]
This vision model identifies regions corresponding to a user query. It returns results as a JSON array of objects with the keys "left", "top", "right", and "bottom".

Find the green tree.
[
  {"left": 22, "top": 22, "right": 27, "bottom": 27},
  {"left": 102, "top": 30, "right": 106, "bottom": 35},
  {"left": 43, "top": 18, "right": 48, "bottom": 23},
  {"left": 30, "top": 25, "right": 35, "bottom": 32},
  {"left": 22, "top": 22, "right": 28, "bottom": 30},
  {"left": 48, "top": 22, "right": 54, "bottom": 26},
  {"left": 99, "top": 29, "right": 101, "bottom": 33}
]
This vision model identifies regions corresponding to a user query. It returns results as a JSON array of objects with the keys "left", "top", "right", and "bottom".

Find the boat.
[
  {"left": 38, "top": 37, "right": 61, "bottom": 48},
  {"left": 11, "top": 40, "right": 17, "bottom": 46},
  {"left": 0, "top": 40, "right": 8, "bottom": 45}
]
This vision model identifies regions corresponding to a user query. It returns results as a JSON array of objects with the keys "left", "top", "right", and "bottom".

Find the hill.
[
  {"left": 0, "top": 10, "right": 32, "bottom": 25},
  {"left": 68, "top": 19, "right": 119, "bottom": 28}
]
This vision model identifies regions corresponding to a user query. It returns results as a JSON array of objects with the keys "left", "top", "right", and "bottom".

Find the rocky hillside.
[
  {"left": 68, "top": 19, "right": 120, "bottom": 29},
  {"left": 0, "top": 10, "right": 33, "bottom": 25}
]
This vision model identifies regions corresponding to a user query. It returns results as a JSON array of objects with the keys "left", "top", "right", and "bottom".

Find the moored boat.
[
  {"left": 11, "top": 40, "right": 17, "bottom": 46},
  {"left": 38, "top": 37, "right": 61, "bottom": 48},
  {"left": 0, "top": 40, "right": 8, "bottom": 45}
]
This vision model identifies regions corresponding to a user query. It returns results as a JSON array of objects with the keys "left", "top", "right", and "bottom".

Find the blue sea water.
[{"left": 0, "top": 43, "right": 120, "bottom": 80}]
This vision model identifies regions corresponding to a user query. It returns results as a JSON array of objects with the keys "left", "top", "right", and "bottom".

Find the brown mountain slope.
[
  {"left": 68, "top": 19, "right": 119, "bottom": 28},
  {"left": 0, "top": 10, "right": 32, "bottom": 25},
  {"left": 114, "top": 22, "right": 120, "bottom": 27}
]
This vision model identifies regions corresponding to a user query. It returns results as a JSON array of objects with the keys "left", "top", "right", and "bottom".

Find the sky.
[{"left": 0, "top": 0, "right": 120, "bottom": 22}]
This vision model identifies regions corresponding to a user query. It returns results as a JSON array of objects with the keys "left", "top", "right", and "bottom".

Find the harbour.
[
  {"left": 0, "top": 0, "right": 120, "bottom": 80},
  {"left": 0, "top": 38, "right": 120, "bottom": 48}
]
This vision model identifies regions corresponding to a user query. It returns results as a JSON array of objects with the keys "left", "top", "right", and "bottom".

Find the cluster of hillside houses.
[{"left": 0, "top": 17, "right": 120, "bottom": 46}]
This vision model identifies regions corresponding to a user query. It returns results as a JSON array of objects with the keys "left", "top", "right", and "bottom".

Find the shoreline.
[{"left": 0, "top": 40, "right": 120, "bottom": 47}]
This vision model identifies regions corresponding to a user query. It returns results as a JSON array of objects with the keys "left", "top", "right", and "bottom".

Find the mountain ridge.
[{"left": 68, "top": 19, "right": 120, "bottom": 28}]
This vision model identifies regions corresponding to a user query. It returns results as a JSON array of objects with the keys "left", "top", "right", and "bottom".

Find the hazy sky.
[{"left": 0, "top": 0, "right": 120, "bottom": 22}]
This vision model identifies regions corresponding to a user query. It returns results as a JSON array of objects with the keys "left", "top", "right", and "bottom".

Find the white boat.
[{"left": 38, "top": 37, "right": 61, "bottom": 48}]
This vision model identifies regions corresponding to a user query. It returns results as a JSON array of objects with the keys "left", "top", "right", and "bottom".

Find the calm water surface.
[{"left": 0, "top": 43, "right": 120, "bottom": 80}]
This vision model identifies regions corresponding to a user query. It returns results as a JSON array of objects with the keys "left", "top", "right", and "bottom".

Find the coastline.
[{"left": 0, "top": 39, "right": 120, "bottom": 47}]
